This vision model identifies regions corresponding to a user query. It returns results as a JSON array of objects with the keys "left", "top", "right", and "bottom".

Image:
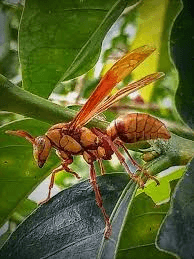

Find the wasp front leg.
[
  {"left": 39, "top": 164, "right": 65, "bottom": 205},
  {"left": 39, "top": 151, "right": 81, "bottom": 205},
  {"left": 56, "top": 150, "right": 81, "bottom": 180},
  {"left": 89, "top": 163, "right": 112, "bottom": 239}
]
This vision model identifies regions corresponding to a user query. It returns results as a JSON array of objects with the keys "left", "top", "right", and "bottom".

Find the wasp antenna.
[{"left": 5, "top": 130, "right": 35, "bottom": 144}]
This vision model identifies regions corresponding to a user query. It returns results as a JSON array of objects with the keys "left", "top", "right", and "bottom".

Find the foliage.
[
  {"left": 0, "top": 0, "right": 194, "bottom": 258},
  {"left": 157, "top": 159, "right": 194, "bottom": 259}
]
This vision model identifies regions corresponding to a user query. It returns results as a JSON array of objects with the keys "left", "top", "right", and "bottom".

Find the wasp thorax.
[
  {"left": 80, "top": 127, "right": 99, "bottom": 149},
  {"left": 33, "top": 136, "right": 51, "bottom": 168}
]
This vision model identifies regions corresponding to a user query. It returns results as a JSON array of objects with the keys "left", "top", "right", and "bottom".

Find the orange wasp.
[{"left": 6, "top": 46, "right": 171, "bottom": 239}]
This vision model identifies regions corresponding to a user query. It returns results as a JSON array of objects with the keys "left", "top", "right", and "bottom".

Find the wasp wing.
[
  {"left": 69, "top": 45, "right": 155, "bottom": 130},
  {"left": 94, "top": 72, "right": 165, "bottom": 115}
]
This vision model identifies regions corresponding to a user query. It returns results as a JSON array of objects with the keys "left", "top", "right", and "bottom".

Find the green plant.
[{"left": 0, "top": 0, "right": 193, "bottom": 258}]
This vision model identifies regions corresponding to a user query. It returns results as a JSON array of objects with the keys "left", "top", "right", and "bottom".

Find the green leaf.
[
  {"left": 151, "top": 0, "right": 183, "bottom": 105},
  {"left": 116, "top": 193, "right": 173, "bottom": 259},
  {"left": 0, "top": 119, "right": 59, "bottom": 227},
  {"left": 0, "top": 173, "right": 131, "bottom": 258},
  {"left": 172, "top": 0, "right": 194, "bottom": 129},
  {"left": 97, "top": 179, "right": 137, "bottom": 258},
  {"left": 0, "top": 7, "right": 10, "bottom": 62},
  {"left": 157, "top": 158, "right": 194, "bottom": 259},
  {"left": 10, "top": 199, "right": 37, "bottom": 224},
  {"left": 0, "top": 3, "right": 21, "bottom": 79},
  {"left": 19, "top": 0, "right": 138, "bottom": 98},
  {"left": 136, "top": 166, "right": 185, "bottom": 205},
  {"left": 129, "top": 0, "right": 181, "bottom": 104}
]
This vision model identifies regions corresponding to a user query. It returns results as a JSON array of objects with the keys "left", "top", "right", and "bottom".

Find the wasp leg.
[
  {"left": 56, "top": 150, "right": 81, "bottom": 179},
  {"left": 62, "top": 162, "right": 81, "bottom": 180},
  {"left": 39, "top": 164, "right": 63, "bottom": 205},
  {"left": 116, "top": 140, "right": 160, "bottom": 186},
  {"left": 98, "top": 158, "right": 105, "bottom": 176},
  {"left": 109, "top": 141, "right": 144, "bottom": 188},
  {"left": 141, "top": 169, "right": 160, "bottom": 186},
  {"left": 115, "top": 140, "right": 142, "bottom": 169},
  {"left": 39, "top": 156, "right": 81, "bottom": 205},
  {"left": 89, "top": 163, "right": 112, "bottom": 239},
  {"left": 92, "top": 129, "right": 144, "bottom": 188}
]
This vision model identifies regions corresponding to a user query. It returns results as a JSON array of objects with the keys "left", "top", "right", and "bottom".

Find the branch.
[
  {"left": 0, "top": 74, "right": 108, "bottom": 129},
  {"left": 141, "top": 134, "right": 194, "bottom": 176}
]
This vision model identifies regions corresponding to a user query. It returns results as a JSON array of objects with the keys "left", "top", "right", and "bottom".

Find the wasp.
[{"left": 6, "top": 46, "right": 170, "bottom": 239}]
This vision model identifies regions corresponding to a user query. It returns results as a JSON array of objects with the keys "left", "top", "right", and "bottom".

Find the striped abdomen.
[{"left": 106, "top": 113, "right": 170, "bottom": 143}]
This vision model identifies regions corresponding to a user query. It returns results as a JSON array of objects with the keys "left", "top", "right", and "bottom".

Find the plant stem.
[
  {"left": 144, "top": 134, "right": 194, "bottom": 175},
  {"left": 0, "top": 74, "right": 108, "bottom": 129}
]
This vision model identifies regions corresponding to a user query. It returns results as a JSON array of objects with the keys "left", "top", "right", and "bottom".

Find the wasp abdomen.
[{"left": 106, "top": 113, "right": 170, "bottom": 143}]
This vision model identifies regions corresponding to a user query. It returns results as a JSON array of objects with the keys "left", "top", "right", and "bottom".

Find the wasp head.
[
  {"left": 6, "top": 130, "right": 51, "bottom": 168},
  {"left": 33, "top": 136, "right": 51, "bottom": 168}
]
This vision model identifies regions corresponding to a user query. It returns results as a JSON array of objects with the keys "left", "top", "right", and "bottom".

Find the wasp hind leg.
[
  {"left": 116, "top": 140, "right": 160, "bottom": 186},
  {"left": 92, "top": 128, "right": 145, "bottom": 188}
]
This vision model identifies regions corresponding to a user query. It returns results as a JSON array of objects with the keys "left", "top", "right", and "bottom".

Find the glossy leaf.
[
  {"left": 157, "top": 158, "right": 194, "bottom": 259},
  {"left": 116, "top": 193, "right": 173, "bottom": 259},
  {"left": 9, "top": 199, "right": 37, "bottom": 224},
  {"left": 0, "top": 173, "right": 131, "bottom": 259},
  {"left": 19, "top": 0, "right": 138, "bottom": 98},
  {"left": 136, "top": 166, "right": 186, "bottom": 205},
  {"left": 129, "top": 0, "right": 181, "bottom": 103},
  {"left": 0, "top": 3, "right": 21, "bottom": 79},
  {"left": 0, "top": 229, "right": 11, "bottom": 250},
  {"left": 0, "top": 199, "right": 37, "bottom": 249},
  {"left": 172, "top": 0, "right": 194, "bottom": 129},
  {"left": 150, "top": 0, "right": 182, "bottom": 105},
  {"left": 97, "top": 180, "right": 137, "bottom": 258}
]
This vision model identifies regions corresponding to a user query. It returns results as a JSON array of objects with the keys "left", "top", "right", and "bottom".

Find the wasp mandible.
[{"left": 6, "top": 46, "right": 171, "bottom": 239}]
